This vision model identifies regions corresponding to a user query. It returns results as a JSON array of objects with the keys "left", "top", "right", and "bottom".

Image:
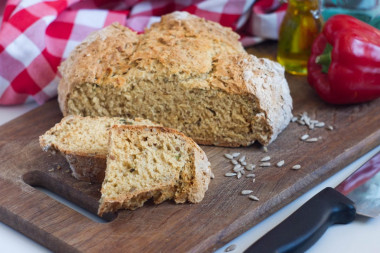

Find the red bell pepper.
[{"left": 307, "top": 14, "right": 380, "bottom": 104}]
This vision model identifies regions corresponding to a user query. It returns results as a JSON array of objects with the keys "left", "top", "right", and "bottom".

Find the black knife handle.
[{"left": 244, "top": 187, "right": 356, "bottom": 253}]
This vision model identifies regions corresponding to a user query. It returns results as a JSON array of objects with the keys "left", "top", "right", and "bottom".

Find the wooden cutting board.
[{"left": 1, "top": 42, "right": 379, "bottom": 253}]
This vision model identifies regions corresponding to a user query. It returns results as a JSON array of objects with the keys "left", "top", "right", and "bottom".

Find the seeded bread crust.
[
  {"left": 39, "top": 116, "right": 157, "bottom": 183},
  {"left": 58, "top": 11, "right": 292, "bottom": 147},
  {"left": 98, "top": 125, "right": 212, "bottom": 216}
]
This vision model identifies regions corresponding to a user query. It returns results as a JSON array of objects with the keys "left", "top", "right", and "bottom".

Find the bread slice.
[
  {"left": 58, "top": 11, "right": 293, "bottom": 147},
  {"left": 39, "top": 115, "right": 157, "bottom": 182},
  {"left": 98, "top": 125, "right": 212, "bottom": 216}
]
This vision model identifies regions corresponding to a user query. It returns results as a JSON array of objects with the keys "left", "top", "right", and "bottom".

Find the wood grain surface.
[{"left": 0, "top": 42, "right": 379, "bottom": 253}]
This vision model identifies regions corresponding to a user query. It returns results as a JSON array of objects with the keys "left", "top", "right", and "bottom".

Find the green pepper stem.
[{"left": 315, "top": 43, "right": 332, "bottom": 73}]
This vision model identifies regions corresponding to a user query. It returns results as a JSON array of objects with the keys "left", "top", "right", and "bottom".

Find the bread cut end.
[
  {"left": 98, "top": 125, "right": 211, "bottom": 216},
  {"left": 39, "top": 116, "right": 157, "bottom": 182}
]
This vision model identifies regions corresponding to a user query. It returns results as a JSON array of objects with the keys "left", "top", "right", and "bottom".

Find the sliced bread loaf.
[
  {"left": 98, "top": 125, "right": 212, "bottom": 216},
  {"left": 39, "top": 116, "right": 156, "bottom": 182},
  {"left": 58, "top": 11, "right": 293, "bottom": 147}
]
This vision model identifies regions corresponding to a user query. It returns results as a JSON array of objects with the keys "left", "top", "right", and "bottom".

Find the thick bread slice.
[
  {"left": 98, "top": 125, "right": 212, "bottom": 216},
  {"left": 39, "top": 116, "right": 157, "bottom": 182},
  {"left": 58, "top": 11, "right": 292, "bottom": 147}
]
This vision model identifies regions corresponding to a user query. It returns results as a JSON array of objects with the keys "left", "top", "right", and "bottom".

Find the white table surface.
[{"left": 0, "top": 102, "right": 379, "bottom": 253}]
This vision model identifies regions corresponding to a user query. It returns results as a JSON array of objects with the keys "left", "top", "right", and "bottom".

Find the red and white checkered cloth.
[{"left": 0, "top": 0, "right": 286, "bottom": 105}]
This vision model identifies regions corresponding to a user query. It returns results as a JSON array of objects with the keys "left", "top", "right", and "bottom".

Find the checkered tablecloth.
[{"left": 0, "top": 0, "right": 286, "bottom": 105}]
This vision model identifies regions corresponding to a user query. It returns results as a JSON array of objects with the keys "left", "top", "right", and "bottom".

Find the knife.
[{"left": 245, "top": 151, "right": 380, "bottom": 253}]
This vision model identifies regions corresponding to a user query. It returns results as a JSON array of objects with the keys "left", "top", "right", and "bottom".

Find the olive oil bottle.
[{"left": 277, "top": 0, "right": 323, "bottom": 75}]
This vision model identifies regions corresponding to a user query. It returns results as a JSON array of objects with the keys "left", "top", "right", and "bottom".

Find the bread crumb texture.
[
  {"left": 98, "top": 125, "right": 212, "bottom": 215},
  {"left": 58, "top": 11, "right": 293, "bottom": 147},
  {"left": 39, "top": 115, "right": 157, "bottom": 182}
]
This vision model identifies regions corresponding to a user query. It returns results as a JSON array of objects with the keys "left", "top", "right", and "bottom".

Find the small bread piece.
[
  {"left": 58, "top": 11, "right": 293, "bottom": 147},
  {"left": 39, "top": 116, "right": 157, "bottom": 182},
  {"left": 98, "top": 125, "right": 212, "bottom": 216}
]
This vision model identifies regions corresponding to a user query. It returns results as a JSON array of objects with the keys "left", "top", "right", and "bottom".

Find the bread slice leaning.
[
  {"left": 98, "top": 125, "right": 212, "bottom": 216},
  {"left": 58, "top": 11, "right": 293, "bottom": 147},
  {"left": 39, "top": 115, "right": 157, "bottom": 182}
]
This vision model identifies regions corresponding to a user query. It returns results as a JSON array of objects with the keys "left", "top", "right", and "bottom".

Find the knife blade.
[{"left": 245, "top": 151, "right": 380, "bottom": 253}]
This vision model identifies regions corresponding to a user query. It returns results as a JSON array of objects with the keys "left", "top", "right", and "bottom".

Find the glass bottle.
[{"left": 277, "top": 0, "right": 323, "bottom": 75}]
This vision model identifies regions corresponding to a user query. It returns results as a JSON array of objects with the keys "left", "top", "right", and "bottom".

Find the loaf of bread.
[
  {"left": 98, "top": 125, "right": 211, "bottom": 216},
  {"left": 39, "top": 115, "right": 157, "bottom": 182},
  {"left": 58, "top": 11, "right": 293, "bottom": 147}
]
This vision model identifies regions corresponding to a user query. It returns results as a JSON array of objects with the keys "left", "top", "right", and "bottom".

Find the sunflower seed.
[
  {"left": 327, "top": 125, "right": 334, "bottom": 130},
  {"left": 241, "top": 161, "right": 247, "bottom": 166},
  {"left": 210, "top": 171, "right": 215, "bottom": 179},
  {"left": 291, "top": 116, "right": 298, "bottom": 122},
  {"left": 237, "top": 172, "right": 242, "bottom": 179},
  {"left": 248, "top": 195, "right": 259, "bottom": 201},
  {"left": 225, "top": 172, "right": 237, "bottom": 177},
  {"left": 232, "top": 153, "right": 240, "bottom": 158},
  {"left": 260, "top": 162, "right": 271, "bottom": 167},
  {"left": 276, "top": 160, "right": 285, "bottom": 167},
  {"left": 252, "top": 178, "right": 256, "bottom": 183},
  {"left": 301, "top": 134, "right": 309, "bottom": 140},
  {"left": 238, "top": 156, "right": 246, "bottom": 163},
  {"left": 225, "top": 244, "right": 237, "bottom": 252},
  {"left": 306, "top": 138, "right": 318, "bottom": 142},
  {"left": 260, "top": 156, "right": 271, "bottom": 162},
  {"left": 297, "top": 120, "right": 306, "bottom": 125},
  {"left": 246, "top": 173, "right": 256, "bottom": 178},
  {"left": 240, "top": 169, "right": 245, "bottom": 175},
  {"left": 241, "top": 190, "right": 253, "bottom": 195},
  {"left": 233, "top": 164, "right": 242, "bottom": 171},
  {"left": 224, "top": 154, "right": 234, "bottom": 159},
  {"left": 246, "top": 164, "right": 256, "bottom": 171},
  {"left": 292, "top": 165, "right": 301, "bottom": 170},
  {"left": 48, "top": 168, "right": 54, "bottom": 172},
  {"left": 315, "top": 122, "right": 325, "bottom": 128},
  {"left": 231, "top": 159, "right": 238, "bottom": 165}
]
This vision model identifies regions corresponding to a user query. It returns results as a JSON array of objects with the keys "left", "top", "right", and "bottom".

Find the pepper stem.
[{"left": 315, "top": 43, "right": 332, "bottom": 73}]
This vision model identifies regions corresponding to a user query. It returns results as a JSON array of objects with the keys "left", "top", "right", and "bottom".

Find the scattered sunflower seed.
[
  {"left": 300, "top": 134, "right": 309, "bottom": 140},
  {"left": 241, "top": 190, "right": 253, "bottom": 195},
  {"left": 297, "top": 120, "right": 306, "bottom": 125},
  {"left": 225, "top": 172, "right": 237, "bottom": 177},
  {"left": 315, "top": 122, "right": 325, "bottom": 128},
  {"left": 276, "top": 160, "right": 285, "bottom": 167},
  {"left": 248, "top": 195, "right": 260, "bottom": 201},
  {"left": 240, "top": 169, "right": 245, "bottom": 175},
  {"left": 210, "top": 171, "right": 215, "bottom": 179},
  {"left": 263, "top": 146, "right": 268, "bottom": 152},
  {"left": 48, "top": 168, "right": 54, "bottom": 172},
  {"left": 246, "top": 164, "right": 256, "bottom": 171},
  {"left": 260, "top": 162, "right": 271, "bottom": 167},
  {"left": 232, "top": 153, "right": 240, "bottom": 158},
  {"left": 327, "top": 125, "right": 334, "bottom": 130},
  {"left": 306, "top": 138, "right": 318, "bottom": 142},
  {"left": 241, "top": 161, "right": 247, "bottom": 166},
  {"left": 224, "top": 154, "right": 234, "bottom": 159},
  {"left": 225, "top": 244, "right": 237, "bottom": 252},
  {"left": 291, "top": 116, "right": 298, "bottom": 122},
  {"left": 292, "top": 165, "right": 301, "bottom": 170},
  {"left": 238, "top": 156, "right": 246, "bottom": 163},
  {"left": 237, "top": 172, "right": 242, "bottom": 179},
  {"left": 246, "top": 173, "right": 256, "bottom": 178},
  {"left": 260, "top": 156, "right": 271, "bottom": 162},
  {"left": 231, "top": 159, "right": 238, "bottom": 165},
  {"left": 252, "top": 178, "right": 256, "bottom": 183},
  {"left": 233, "top": 164, "right": 242, "bottom": 172}
]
